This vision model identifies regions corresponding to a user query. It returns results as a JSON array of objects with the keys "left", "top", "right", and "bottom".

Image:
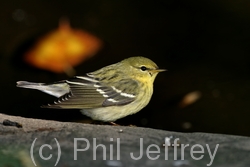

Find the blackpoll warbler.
[{"left": 17, "top": 57, "right": 165, "bottom": 122}]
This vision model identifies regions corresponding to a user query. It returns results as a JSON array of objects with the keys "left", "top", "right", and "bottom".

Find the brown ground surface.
[{"left": 0, "top": 113, "right": 249, "bottom": 167}]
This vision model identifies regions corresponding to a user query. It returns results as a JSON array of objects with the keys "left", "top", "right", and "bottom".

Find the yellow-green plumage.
[{"left": 16, "top": 57, "right": 165, "bottom": 122}]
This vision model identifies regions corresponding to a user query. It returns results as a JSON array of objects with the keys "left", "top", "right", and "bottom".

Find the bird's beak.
[{"left": 152, "top": 69, "right": 167, "bottom": 73}]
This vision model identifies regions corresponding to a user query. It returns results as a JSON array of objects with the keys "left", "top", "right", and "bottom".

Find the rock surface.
[{"left": 0, "top": 113, "right": 249, "bottom": 167}]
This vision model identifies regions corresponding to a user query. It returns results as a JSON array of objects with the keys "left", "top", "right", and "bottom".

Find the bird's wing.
[{"left": 44, "top": 75, "right": 139, "bottom": 109}]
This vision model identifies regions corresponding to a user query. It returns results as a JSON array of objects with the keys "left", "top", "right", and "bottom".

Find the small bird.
[{"left": 17, "top": 57, "right": 165, "bottom": 122}]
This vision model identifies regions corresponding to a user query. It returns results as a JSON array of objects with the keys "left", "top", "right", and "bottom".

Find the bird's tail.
[
  {"left": 17, "top": 81, "right": 44, "bottom": 89},
  {"left": 16, "top": 81, "right": 69, "bottom": 98}
]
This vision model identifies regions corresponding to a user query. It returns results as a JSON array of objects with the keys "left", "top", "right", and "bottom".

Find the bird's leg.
[
  {"left": 91, "top": 120, "right": 120, "bottom": 126},
  {"left": 109, "top": 122, "right": 120, "bottom": 126}
]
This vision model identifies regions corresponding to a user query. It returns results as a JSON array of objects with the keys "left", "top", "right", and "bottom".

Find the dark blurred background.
[{"left": 1, "top": 0, "right": 250, "bottom": 136}]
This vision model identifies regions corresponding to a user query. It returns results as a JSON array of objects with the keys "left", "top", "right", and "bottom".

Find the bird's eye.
[{"left": 140, "top": 66, "right": 147, "bottom": 71}]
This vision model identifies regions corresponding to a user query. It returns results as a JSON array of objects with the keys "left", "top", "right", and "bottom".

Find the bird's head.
[{"left": 120, "top": 56, "right": 166, "bottom": 83}]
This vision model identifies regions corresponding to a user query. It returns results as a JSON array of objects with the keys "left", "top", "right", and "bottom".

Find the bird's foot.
[{"left": 109, "top": 122, "right": 120, "bottom": 126}]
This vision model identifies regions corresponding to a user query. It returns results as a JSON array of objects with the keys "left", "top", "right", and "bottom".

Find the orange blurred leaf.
[{"left": 24, "top": 19, "right": 102, "bottom": 74}]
